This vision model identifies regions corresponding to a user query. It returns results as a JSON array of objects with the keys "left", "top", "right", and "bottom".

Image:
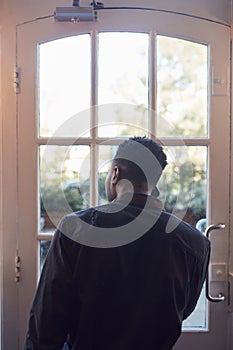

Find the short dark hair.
[{"left": 113, "top": 136, "right": 167, "bottom": 189}]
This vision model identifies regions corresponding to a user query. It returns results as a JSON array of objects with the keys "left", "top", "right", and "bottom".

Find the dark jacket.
[{"left": 24, "top": 193, "right": 210, "bottom": 350}]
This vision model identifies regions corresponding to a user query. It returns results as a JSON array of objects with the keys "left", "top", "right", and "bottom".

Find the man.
[{"left": 24, "top": 136, "right": 210, "bottom": 350}]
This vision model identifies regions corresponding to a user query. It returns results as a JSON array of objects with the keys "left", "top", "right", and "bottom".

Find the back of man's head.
[{"left": 113, "top": 136, "right": 167, "bottom": 193}]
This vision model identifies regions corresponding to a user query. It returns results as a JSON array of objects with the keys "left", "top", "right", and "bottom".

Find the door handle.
[{"left": 205, "top": 223, "right": 226, "bottom": 302}]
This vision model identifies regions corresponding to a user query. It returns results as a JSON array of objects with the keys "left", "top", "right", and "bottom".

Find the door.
[{"left": 16, "top": 9, "right": 230, "bottom": 349}]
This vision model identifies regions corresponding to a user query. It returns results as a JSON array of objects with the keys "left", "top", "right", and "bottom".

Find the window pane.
[
  {"left": 158, "top": 145, "right": 207, "bottom": 329},
  {"left": 39, "top": 35, "right": 91, "bottom": 137},
  {"left": 39, "top": 145, "right": 90, "bottom": 233},
  {"left": 98, "top": 32, "right": 149, "bottom": 137},
  {"left": 38, "top": 33, "right": 209, "bottom": 331},
  {"left": 157, "top": 37, "right": 208, "bottom": 138},
  {"left": 97, "top": 144, "right": 118, "bottom": 205},
  {"left": 183, "top": 286, "right": 207, "bottom": 329},
  {"left": 39, "top": 240, "right": 51, "bottom": 271},
  {"left": 158, "top": 146, "right": 207, "bottom": 227}
]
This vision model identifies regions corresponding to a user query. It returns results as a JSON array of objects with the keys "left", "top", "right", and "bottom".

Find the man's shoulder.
[
  {"left": 57, "top": 203, "right": 123, "bottom": 246},
  {"left": 161, "top": 212, "right": 210, "bottom": 260}
]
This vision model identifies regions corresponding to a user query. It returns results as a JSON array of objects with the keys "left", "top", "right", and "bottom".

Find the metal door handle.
[{"left": 205, "top": 223, "right": 225, "bottom": 302}]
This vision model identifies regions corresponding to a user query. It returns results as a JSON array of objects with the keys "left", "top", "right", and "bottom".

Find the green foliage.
[
  {"left": 41, "top": 183, "right": 84, "bottom": 213},
  {"left": 160, "top": 161, "right": 206, "bottom": 225},
  {"left": 98, "top": 172, "right": 107, "bottom": 203},
  {"left": 157, "top": 36, "right": 207, "bottom": 138},
  {"left": 41, "top": 173, "right": 108, "bottom": 214}
]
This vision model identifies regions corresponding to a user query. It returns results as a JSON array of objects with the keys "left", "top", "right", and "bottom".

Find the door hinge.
[
  {"left": 14, "top": 255, "right": 21, "bottom": 283},
  {"left": 14, "top": 67, "right": 21, "bottom": 94}
]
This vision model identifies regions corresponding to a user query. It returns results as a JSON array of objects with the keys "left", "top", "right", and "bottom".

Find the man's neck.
[
  {"left": 113, "top": 191, "right": 164, "bottom": 210},
  {"left": 115, "top": 183, "right": 149, "bottom": 199}
]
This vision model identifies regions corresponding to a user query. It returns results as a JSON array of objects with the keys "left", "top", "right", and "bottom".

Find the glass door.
[{"left": 16, "top": 10, "right": 230, "bottom": 349}]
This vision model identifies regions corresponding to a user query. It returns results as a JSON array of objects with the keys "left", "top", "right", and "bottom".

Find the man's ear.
[{"left": 112, "top": 166, "right": 120, "bottom": 185}]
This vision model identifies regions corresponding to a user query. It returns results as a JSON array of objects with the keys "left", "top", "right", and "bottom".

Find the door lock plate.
[{"left": 211, "top": 263, "right": 227, "bottom": 282}]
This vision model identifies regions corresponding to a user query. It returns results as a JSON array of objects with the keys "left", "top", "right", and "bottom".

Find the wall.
[{"left": 1, "top": 0, "right": 232, "bottom": 24}]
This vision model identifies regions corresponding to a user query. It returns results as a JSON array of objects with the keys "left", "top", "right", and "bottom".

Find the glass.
[
  {"left": 39, "top": 144, "right": 208, "bottom": 328},
  {"left": 98, "top": 32, "right": 149, "bottom": 137},
  {"left": 39, "top": 145, "right": 90, "bottom": 233},
  {"left": 158, "top": 146, "right": 207, "bottom": 227},
  {"left": 157, "top": 36, "right": 208, "bottom": 138},
  {"left": 183, "top": 286, "right": 207, "bottom": 329},
  {"left": 39, "top": 240, "right": 51, "bottom": 271},
  {"left": 39, "top": 35, "right": 91, "bottom": 137},
  {"left": 97, "top": 145, "right": 118, "bottom": 205},
  {"left": 158, "top": 145, "right": 208, "bottom": 329},
  {"left": 37, "top": 32, "right": 209, "bottom": 330}
]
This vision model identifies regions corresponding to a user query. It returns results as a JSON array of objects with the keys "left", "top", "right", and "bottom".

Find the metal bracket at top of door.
[{"left": 205, "top": 223, "right": 226, "bottom": 302}]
